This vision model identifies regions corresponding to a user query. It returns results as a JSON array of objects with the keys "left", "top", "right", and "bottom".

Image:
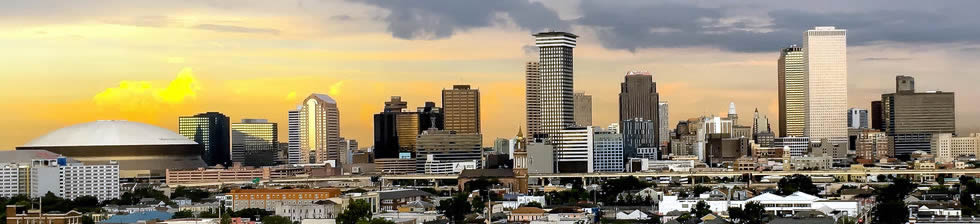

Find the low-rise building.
[
  {"left": 378, "top": 189, "right": 433, "bottom": 212},
  {"left": 508, "top": 207, "right": 547, "bottom": 222},
  {"left": 227, "top": 188, "right": 341, "bottom": 211},
  {"left": 5, "top": 205, "right": 81, "bottom": 224},
  {"left": 658, "top": 192, "right": 858, "bottom": 217},
  {"left": 166, "top": 164, "right": 306, "bottom": 185}
]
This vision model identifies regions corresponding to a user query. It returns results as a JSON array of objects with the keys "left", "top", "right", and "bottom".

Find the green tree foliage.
[
  {"left": 524, "top": 202, "right": 542, "bottom": 208},
  {"left": 173, "top": 210, "right": 195, "bottom": 219},
  {"left": 870, "top": 178, "right": 916, "bottom": 224},
  {"left": 106, "top": 188, "right": 172, "bottom": 206},
  {"left": 198, "top": 211, "right": 219, "bottom": 218},
  {"left": 776, "top": 174, "right": 819, "bottom": 196},
  {"left": 337, "top": 199, "right": 374, "bottom": 224},
  {"left": 232, "top": 208, "right": 274, "bottom": 219},
  {"left": 81, "top": 216, "right": 95, "bottom": 224},
  {"left": 437, "top": 193, "right": 472, "bottom": 223},
  {"left": 261, "top": 215, "right": 292, "bottom": 224},
  {"left": 728, "top": 202, "right": 767, "bottom": 224},
  {"left": 691, "top": 201, "right": 711, "bottom": 218},
  {"left": 220, "top": 212, "right": 231, "bottom": 224},
  {"left": 471, "top": 195, "right": 485, "bottom": 214},
  {"left": 545, "top": 188, "right": 590, "bottom": 206},
  {"left": 171, "top": 186, "right": 212, "bottom": 202},
  {"left": 600, "top": 176, "right": 652, "bottom": 204},
  {"left": 692, "top": 185, "right": 711, "bottom": 196},
  {"left": 356, "top": 218, "right": 396, "bottom": 224},
  {"left": 464, "top": 178, "right": 500, "bottom": 193},
  {"left": 960, "top": 175, "right": 980, "bottom": 216}
]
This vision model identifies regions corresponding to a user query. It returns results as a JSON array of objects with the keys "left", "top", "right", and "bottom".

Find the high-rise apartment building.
[
  {"left": 442, "top": 85, "right": 480, "bottom": 134},
  {"left": 847, "top": 108, "right": 869, "bottom": 129},
  {"left": 287, "top": 108, "right": 302, "bottom": 164},
  {"left": 573, "top": 92, "right": 592, "bottom": 127},
  {"left": 803, "top": 26, "right": 848, "bottom": 144},
  {"left": 179, "top": 112, "right": 231, "bottom": 166},
  {"left": 231, "top": 119, "right": 278, "bottom": 167},
  {"left": 931, "top": 133, "right": 980, "bottom": 163},
  {"left": 882, "top": 76, "right": 955, "bottom": 156},
  {"left": 525, "top": 61, "right": 542, "bottom": 137},
  {"left": 619, "top": 71, "right": 661, "bottom": 146},
  {"left": 659, "top": 101, "right": 670, "bottom": 147},
  {"left": 299, "top": 94, "right": 342, "bottom": 165},
  {"left": 534, "top": 32, "right": 577, "bottom": 135},
  {"left": 593, "top": 131, "right": 624, "bottom": 172},
  {"left": 778, "top": 45, "right": 805, "bottom": 137}
]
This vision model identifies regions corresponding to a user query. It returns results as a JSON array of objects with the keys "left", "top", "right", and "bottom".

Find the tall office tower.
[
  {"left": 871, "top": 101, "right": 883, "bottom": 130},
  {"left": 374, "top": 96, "right": 419, "bottom": 159},
  {"left": 299, "top": 93, "right": 341, "bottom": 165},
  {"left": 847, "top": 108, "right": 869, "bottom": 129},
  {"left": 346, "top": 139, "right": 358, "bottom": 165},
  {"left": 727, "top": 102, "right": 738, "bottom": 125},
  {"left": 619, "top": 71, "right": 661, "bottom": 146},
  {"left": 443, "top": 85, "right": 481, "bottom": 134},
  {"left": 287, "top": 108, "right": 301, "bottom": 164},
  {"left": 856, "top": 130, "right": 891, "bottom": 161},
  {"left": 592, "top": 130, "right": 624, "bottom": 172},
  {"left": 882, "top": 76, "right": 955, "bottom": 157},
  {"left": 534, "top": 32, "right": 577, "bottom": 135},
  {"left": 179, "top": 112, "right": 231, "bottom": 166},
  {"left": 417, "top": 102, "right": 444, "bottom": 132},
  {"left": 414, "top": 129, "right": 483, "bottom": 173},
  {"left": 778, "top": 45, "right": 805, "bottom": 137},
  {"left": 658, "top": 101, "right": 670, "bottom": 147},
  {"left": 573, "top": 92, "right": 593, "bottom": 127},
  {"left": 752, "top": 108, "right": 760, "bottom": 135},
  {"left": 525, "top": 61, "right": 542, "bottom": 137},
  {"left": 231, "top": 119, "right": 278, "bottom": 167},
  {"left": 552, "top": 126, "right": 594, "bottom": 173},
  {"left": 622, "top": 118, "right": 657, "bottom": 162},
  {"left": 804, "top": 26, "right": 848, "bottom": 144}
]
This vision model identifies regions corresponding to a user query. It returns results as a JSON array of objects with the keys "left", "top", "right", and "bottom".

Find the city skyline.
[{"left": 4, "top": 1, "right": 980, "bottom": 149}]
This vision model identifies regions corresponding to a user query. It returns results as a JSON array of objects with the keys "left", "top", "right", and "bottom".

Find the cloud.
[
  {"left": 191, "top": 24, "right": 281, "bottom": 34},
  {"left": 93, "top": 68, "right": 201, "bottom": 111},
  {"left": 861, "top": 57, "right": 912, "bottom": 61},
  {"left": 330, "top": 15, "right": 353, "bottom": 21},
  {"left": 350, "top": 0, "right": 568, "bottom": 40}
]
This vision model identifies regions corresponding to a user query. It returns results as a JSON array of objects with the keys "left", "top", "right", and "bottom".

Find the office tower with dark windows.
[
  {"left": 443, "top": 85, "right": 480, "bottom": 134},
  {"left": 287, "top": 108, "right": 301, "bottom": 164},
  {"left": 179, "top": 112, "right": 231, "bottom": 166},
  {"left": 414, "top": 129, "right": 483, "bottom": 173},
  {"left": 804, "top": 26, "right": 848, "bottom": 144},
  {"left": 417, "top": 101, "right": 444, "bottom": 132},
  {"left": 882, "top": 75, "right": 955, "bottom": 157},
  {"left": 622, "top": 118, "right": 657, "bottom": 161},
  {"left": 374, "top": 96, "right": 419, "bottom": 159},
  {"left": 848, "top": 108, "right": 869, "bottom": 129},
  {"left": 871, "top": 101, "right": 883, "bottom": 130},
  {"left": 778, "top": 45, "right": 805, "bottom": 137},
  {"left": 525, "top": 61, "right": 542, "bottom": 137},
  {"left": 619, "top": 71, "right": 661, "bottom": 147},
  {"left": 573, "top": 92, "right": 592, "bottom": 127},
  {"left": 534, "top": 32, "right": 577, "bottom": 135},
  {"left": 299, "top": 93, "right": 342, "bottom": 164},
  {"left": 231, "top": 119, "right": 278, "bottom": 167}
]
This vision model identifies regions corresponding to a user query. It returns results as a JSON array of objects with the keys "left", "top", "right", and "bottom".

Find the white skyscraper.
[
  {"left": 804, "top": 26, "right": 848, "bottom": 144},
  {"left": 534, "top": 32, "right": 577, "bottom": 135},
  {"left": 287, "top": 107, "right": 302, "bottom": 164}
]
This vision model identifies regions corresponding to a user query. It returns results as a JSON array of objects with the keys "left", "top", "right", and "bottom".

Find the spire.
[
  {"left": 517, "top": 127, "right": 524, "bottom": 138},
  {"left": 728, "top": 102, "right": 736, "bottom": 115}
]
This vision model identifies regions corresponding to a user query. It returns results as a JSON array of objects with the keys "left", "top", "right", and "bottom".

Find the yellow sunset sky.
[{"left": 2, "top": 0, "right": 979, "bottom": 149}]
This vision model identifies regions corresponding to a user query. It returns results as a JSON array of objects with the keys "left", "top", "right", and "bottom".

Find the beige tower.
[
  {"left": 442, "top": 85, "right": 481, "bottom": 134},
  {"left": 300, "top": 93, "right": 342, "bottom": 165},
  {"left": 804, "top": 26, "right": 848, "bottom": 144}
]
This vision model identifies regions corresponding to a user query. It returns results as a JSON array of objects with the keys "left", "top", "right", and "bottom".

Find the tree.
[
  {"left": 173, "top": 210, "right": 195, "bottom": 219},
  {"left": 337, "top": 199, "right": 374, "bottom": 224},
  {"left": 524, "top": 202, "right": 542, "bottom": 208},
  {"left": 600, "top": 176, "right": 652, "bottom": 204},
  {"left": 198, "top": 211, "right": 219, "bottom": 218},
  {"left": 471, "top": 195, "right": 485, "bottom": 214},
  {"left": 172, "top": 186, "right": 212, "bottom": 202},
  {"left": 870, "top": 178, "right": 916, "bottom": 224},
  {"left": 261, "top": 216, "right": 292, "bottom": 224},
  {"left": 232, "top": 208, "right": 274, "bottom": 220},
  {"left": 692, "top": 185, "right": 711, "bottom": 196},
  {"left": 776, "top": 175, "right": 819, "bottom": 196},
  {"left": 356, "top": 218, "right": 396, "bottom": 224},
  {"left": 961, "top": 176, "right": 979, "bottom": 216},
  {"left": 728, "top": 202, "right": 767, "bottom": 224},
  {"left": 691, "top": 201, "right": 711, "bottom": 218},
  {"left": 220, "top": 212, "right": 231, "bottom": 224},
  {"left": 437, "top": 193, "right": 472, "bottom": 223},
  {"left": 81, "top": 216, "right": 95, "bottom": 224}
]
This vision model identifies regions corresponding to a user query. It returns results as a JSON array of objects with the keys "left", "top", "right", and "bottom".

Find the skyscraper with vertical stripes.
[
  {"left": 803, "top": 26, "right": 848, "bottom": 144},
  {"left": 533, "top": 32, "right": 577, "bottom": 136},
  {"left": 778, "top": 45, "right": 805, "bottom": 137}
]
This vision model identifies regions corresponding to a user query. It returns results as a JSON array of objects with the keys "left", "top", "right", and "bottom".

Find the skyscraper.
[
  {"left": 179, "top": 112, "right": 231, "bottom": 166},
  {"left": 231, "top": 119, "right": 278, "bottom": 167},
  {"left": 882, "top": 75, "right": 955, "bottom": 157},
  {"left": 871, "top": 101, "right": 883, "bottom": 130},
  {"left": 658, "top": 101, "right": 670, "bottom": 147},
  {"left": 778, "top": 45, "right": 805, "bottom": 137},
  {"left": 374, "top": 96, "right": 418, "bottom": 159},
  {"left": 803, "top": 26, "right": 848, "bottom": 144},
  {"left": 534, "top": 32, "right": 577, "bottom": 135},
  {"left": 727, "top": 102, "right": 738, "bottom": 125},
  {"left": 442, "top": 85, "right": 480, "bottom": 134},
  {"left": 525, "top": 61, "right": 542, "bottom": 137},
  {"left": 299, "top": 93, "right": 341, "bottom": 165},
  {"left": 847, "top": 108, "right": 869, "bottom": 129},
  {"left": 417, "top": 101, "right": 444, "bottom": 132},
  {"left": 619, "top": 71, "right": 660, "bottom": 145},
  {"left": 287, "top": 107, "right": 301, "bottom": 164},
  {"left": 573, "top": 92, "right": 592, "bottom": 127}
]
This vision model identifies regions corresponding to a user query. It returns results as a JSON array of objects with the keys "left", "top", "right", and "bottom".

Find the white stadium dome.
[{"left": 22, "top": 120, "right": 197, "bottom": 147}]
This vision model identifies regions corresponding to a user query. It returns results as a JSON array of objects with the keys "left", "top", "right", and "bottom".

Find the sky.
[{"left": 2, "top": 0, "right": 980, "bottom": 149}]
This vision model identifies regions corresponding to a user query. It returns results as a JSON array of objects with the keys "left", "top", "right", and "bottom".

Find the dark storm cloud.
[
  {"left": 353, "top": 0, "right": 980, "bottom": 52},
  {"left": 192, "top": 24, "right": 281, "bottom": 34},
  {"left": 350, "top": 0, "right": 568, "bottom": 40}
]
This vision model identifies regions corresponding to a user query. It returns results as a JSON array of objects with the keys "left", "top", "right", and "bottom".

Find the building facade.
[
  {"left": 534, "top": 32, "right": 577, "bottom": 135},
  {"left": 932, "top": 133, "right": 980, "bottom": 163},
  {"left": 847, "top": 108, "right": 868, "bottom": 129},
  {"left": 552, "top": 126, "right": 594, "bottom": 173},
  {"left": 856, "top": 130, "right": 891, "bottom": 161},
  {"left": 179, "top": 112, "right": 231, "bottom": 166},
  {"left": 803, "top": 26, "right": 848, "bottom": 144},
  {"left": 525, "top": 61, "right": 542, "bottom": 137},
  {"left": 659, "top": 102, "right": 670, "bottom": 147},
  {"left": 287, "top": 108, "right": 302, "bottom": 164},
  {"left": 231, "top": 119, "right": 278, "bottom": 167},
  {"left": 31, "top": 158, "right": 120, "bottom": 201},
  {"left": 573, "top": 92, "right": 592, "bottom": 127},
  {"left": 774, "top": 137, "right": 810, "bottom": 158},
  {"left": 622, "top": 119, "right": 657, "bottom": 161},
  {"left": 226, "top": 188, "right": 341, "bottom": 211},
  {"left": 442, "top": 85, "right": 480, "bottom": 134},
  {"left": 619, "top": 71, "right": 661, "bottom": 146},
  {"left": 299, "top": 94, "right": 342, "bottom": 165},
  {"left": 414, "top": 129, "right": 482, "bottom": 173},
  {"left": 882, "top": 76, "right": 955, "bottom": 157},
  {"left": 592, "top": 132, "right": 624, "bottom": 172},
  {"left": 778, "top": 45, "right": 805, "bottom": 137}
]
